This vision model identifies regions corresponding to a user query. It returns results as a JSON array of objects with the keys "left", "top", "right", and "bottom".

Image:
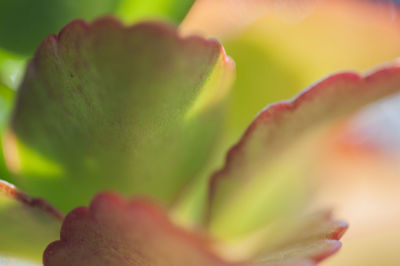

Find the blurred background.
[
  {"left": 1, "top": 0, "right": 400, "bottom": 265},
  {"left": 182, "top": 0, "right": 400, "bottom": 265}
]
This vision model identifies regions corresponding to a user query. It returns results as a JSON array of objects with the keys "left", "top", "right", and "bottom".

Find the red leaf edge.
[
  {"left": 208, "top": 64, "right": 400, "bottom": 215},
  {"left": 0, "top": 180, "right": 64, "bottom": 220}
]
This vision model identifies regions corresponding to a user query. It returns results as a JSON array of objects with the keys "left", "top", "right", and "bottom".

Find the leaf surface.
[
  {"left": 252, "top": 211, "right": 347, "bottom": 265},
  {"left": 208, "top": 64, "right": 400, "bottom": 239},
  {"left": 7, "top": 18, "right": 233, "bottom": 211}
]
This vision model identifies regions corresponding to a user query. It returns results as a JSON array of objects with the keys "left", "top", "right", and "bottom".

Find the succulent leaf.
[
  {"left": 208, "top": 64, "right": 400, "bottom": 239},
  {"left": 7, "top": 18, "right": 233, "bottom": 212}
]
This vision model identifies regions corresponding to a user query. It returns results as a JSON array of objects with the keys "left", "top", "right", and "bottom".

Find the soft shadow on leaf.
[{"left": 6, "top": 18, "right": 234, "bottom": 212}]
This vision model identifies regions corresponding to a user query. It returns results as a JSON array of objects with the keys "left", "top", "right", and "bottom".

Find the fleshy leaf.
[
  {"left": 43, "top": 192, "right": 237, "bottom": 266},
  {"left": 208, "top": 64, "right": 400, "bottom": 239},
  {"left": 251, "top": 211, "right": 347, "bottom": 265},
  {"left": 183, "top": 0, "right": 400, "bottom": 145},
  {"left": 0, "top": 180, "right": 63, "bottom": 262},
  {"left": 43, "top": 193, "right": 341, "bottom": 266},
  {"left": 177, "top": 1, "right": 400, "bottom": 225},
  {"left": 116, "top": 0, "right": 195, "bottom": 24},
  {"left": 6, "top": 18, "right": 233, "bottom": 211}
]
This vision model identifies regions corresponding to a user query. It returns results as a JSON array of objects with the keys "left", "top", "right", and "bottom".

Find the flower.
[{"left": 0, "top": 1, "right": 399, "bottom": 266}]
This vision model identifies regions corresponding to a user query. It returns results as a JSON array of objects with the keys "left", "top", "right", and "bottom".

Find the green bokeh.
[
  {"left": 0, "top": 83, "right": 14, "bottom": 182},
  {"left": 0, "top": 0, "right": 119, "bottom": 55},
  {"left": 173, "top": 38, "right": 305, "bottom": 226},
  {"left": 0, "top": 0, "right": 195, "bottom": 56},
  {"left": 223, "top": 38, "right": 303, "bottom": 145},
  {"left": 116, "top": 0, "right": 195, "bottom": 24}
]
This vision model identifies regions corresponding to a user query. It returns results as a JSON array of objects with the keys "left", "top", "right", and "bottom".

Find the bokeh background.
[{"left": 182, "top": 1, "right": 400, "bottom": 265}]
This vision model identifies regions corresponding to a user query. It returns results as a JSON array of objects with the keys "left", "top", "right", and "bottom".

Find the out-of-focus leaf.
[
  {"left": 0, "top": 83, "right": 14, "bottom": 182},
  {"left": 250, "top": 211, "right": 347, "bottom": 265},
  {"left": 43, "top": 192, "right": 236, "bottom": 266},
  {"left": 6, "top": 18, "right": 234, "bottom": 212},
  {"left": 0, "top": 48, "right": 26, "bottom": 89},
  {"left": 0, "top": 180, "right": 63, "bottom": 262},
  {"left": 214, "top": 211, "right": 346, "bottom": 265},
  {"left": 208, "top": 64, "right": 400, "bottom": 239},
  {"left": 116, "top": 0, "right": 195, "bottom": 24},
  {"left": 178, "top": 2, "right": 400, "bottom": 224},
  {"left": 183, "top": 0, "right": 400, "bottom": 143},
  {"left": 0, "top": 0, "right": 119, "bottom": 55},
  {"left": 0, "top": 83, "right": 14, "bottom": 132},
  {"left": 222, "top": 39, "right": 302, "bottom": 145},
  {"left": 43, "top": 192, "right": 326, "bottom": 266}
]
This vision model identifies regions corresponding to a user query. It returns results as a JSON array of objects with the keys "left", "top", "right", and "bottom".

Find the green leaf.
[
  {"left": 172, "top": 38, "right": 302, "bottom": 226},
  {"left": 0, "top": 83, "right": 14, "bottom": 132},
  {"left": 207, "top": 63, "right": 400, "bottom": 239},
  {"left": 0, "top": 48, "right": 26, "bottom": 90},
  {"left": 0, "top": 83, "right": 15, "bottom": 182},
  {"left": 116, "top": 0, "right": 195, "bottom": 24},
  {"left": 0, "top": 0, "right": 119, "bottom": 55},
  {"left": 223, "top": 38, "right": 302, "bottom": 146},
  {"left": 7, "top": 18, "right": 234, "bottom": 212},
  {"left": 0, "top": 180, "right": 62, "bottom": 262},
  {"left": 250, "top": 211, "right": 347, "bottom": 265},
  {"left": 43, "top": 192, "right": 344, "bottom": 266}
]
